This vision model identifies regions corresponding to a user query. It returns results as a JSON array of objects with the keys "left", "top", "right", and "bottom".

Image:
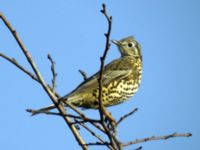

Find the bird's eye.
[{"left": 128, "top": 42, "right": 134, "bottom": 48}]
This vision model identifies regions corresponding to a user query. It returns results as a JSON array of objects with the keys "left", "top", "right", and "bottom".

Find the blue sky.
[{"left": 0, "top": 1, "right": 199, "bottom": 150}]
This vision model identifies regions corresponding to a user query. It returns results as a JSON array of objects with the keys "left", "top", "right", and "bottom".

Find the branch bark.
[
  {"left": 117, "top": 108, "right": 138, "bottom": 125},
  {"left": 122, "top": 133, "right": 192, "bottom": 147},
  {"left": 47, "top": 54, "right": 57, "bottom": 93},
  {"left": 0, "top": 4, "right": 192, "bottom": 150},
  {"left": 0, "top": 12, "right": 88, "bottom": 150}
]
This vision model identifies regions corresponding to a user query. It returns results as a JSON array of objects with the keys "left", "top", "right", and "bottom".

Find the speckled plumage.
[
  {"left": 35, "top": 36, "right": 142, "bottom": 112},
  {"left": 61, "top": 36, "right": 142, "bottom": 108}
]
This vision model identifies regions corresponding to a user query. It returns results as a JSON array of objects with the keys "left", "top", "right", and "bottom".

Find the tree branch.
[
  {"left": 0, "top": 52, "right": 38, "bottom": 82},
  {"left": 0, "top": 12, "right": 88, "bottom": 150},
  {"left": 98, "top": 3, "right": 114, "bottom": 122},
  {"left": 122, "top": 133, "right": 192, "bottom": 147},
  {"left": 117, "top": 108, "right": 138, "bottom": 125},
  {"left": 47, "top": 54, "right": 57, "bottom": 93},
  {"left": 97, "top": 4, "right": 123, "bottom": 150},
  {"left": 79, "top": 69, "right": 88, "bottom": 81},
  {"left": 1, "top": 4, "right": 192, "bottom": 150},
  {"left": 134, "top": 146, "right": 142, "bottom": 150},
  {"left": 78, "top": 122, "right": 115, "bottom": 150},
  {"left": 84, "top": 142, "right": 111, "bottom": 146}
]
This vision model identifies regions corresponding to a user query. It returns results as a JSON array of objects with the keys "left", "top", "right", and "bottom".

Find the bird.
[{"left": 33, "top": 36, "right": 142, "bottom": 114}]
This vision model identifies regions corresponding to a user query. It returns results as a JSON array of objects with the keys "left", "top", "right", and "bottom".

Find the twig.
[
  {"left": 26, "top": 108, "right": 60, "bottom": 116},
  {"left": 26, "top": 108, "right": 83, "bottom": 119},
  {"left": 78, "top": 122, "right": 115, "bottom": 150},
  {"left": 0, "top": 52, "right": 38, "bottom": 82},
  {"left": 79, "top": 122, "right": 105, "bottom": 142},
  {"left": 0, "top": 52, "right": 61, "bottom": 98},
  {"left": 79, "top": 69, "right": 88, "bottom": 81},
  {"left": 117, "top": 108, "right": 138, "bottom": 125},
  {"left": 122, "top": 133, "right": 192, "bottom": 147},
  {"left": 47, "top": 54, "right": 57, "bottom": 93},
  {"left": 134, "top": 146, "right": 142, "bottom": 150},
  {"left": 0, "top": 12, "right": 88, "bottom": 150},
  {"left": 64, "top": 103, "right": 105, "bottom": 132},
  {"left": 98, "top": 3, "right": 114, "bottom": 122},
  {"left": 84, "top": 142, "right": 111, "bottom": 146},
  {"left": 71, "top": 119, "right": 100, "bottom": 125},
  {"left": 98, "top": 4, "right": 122, "bottom": 150},
  {"left": 1, "top": 5, "right": 192, "bottom": 150}
]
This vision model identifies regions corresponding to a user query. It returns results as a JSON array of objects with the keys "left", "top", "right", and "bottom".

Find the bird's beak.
[{"left": 111, "top": 39, "right": 121, "bottom": 46}]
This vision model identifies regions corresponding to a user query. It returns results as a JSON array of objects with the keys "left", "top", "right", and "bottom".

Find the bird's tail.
[{"left": 27, "top": 93, "right": 79, "bottom": 116}]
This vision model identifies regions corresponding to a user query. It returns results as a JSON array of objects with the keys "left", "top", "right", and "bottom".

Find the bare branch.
[
  {"left": 98, "top": 3, "right": 113, "bottom": 123},
  {"left": 78, "top": 122, "right": 115, "bottom": 150},
  {"left": 71, "top": 119, "right": 100, "bottom": 125},
  {"left": 0, "top": 52, "right": 38, "bottom": 82},
  {"left": 98, "top": 4, "right": 123, "bottom": 150},
  {"left": 0, "top": 12, "right": 88, "bottom": 150},
  {"left": 1, "top": 5, "right": 192, "bottom": 150},
  {"left": 0, "top": 52, "right": 61, "bottom": 98},
  {"left": 79, "top": 69, "right": 88, "bottom": 81},
  {"left": 47, "top": 54, "right": 57, "bottom": 92},
  {"left": 26, "top": 109, "right": 82, "bottom": 119},
  {"left": 122, "top": 133, "right": 192, "bottom": 147},
  {"left": 134, "top": 146, "right": 142, "bottom": 150},
  {"left": 84, "top": 142, "right": 110, "bottom": 146},
  {"left": 117, "top": 108, "right": 138, "bottom": 125},
  {"left": 26, "top": 108, "right": 60, "bottom": 116}
]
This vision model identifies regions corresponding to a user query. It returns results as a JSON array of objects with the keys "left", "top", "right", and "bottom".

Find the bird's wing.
[
  {"left": 102, "top": 69, "right": 132, "bottom": 85},
  {"left": 76, "top": 69, "right": 132, "bottom": 90},
  {"left": 74, "top": 58, "right": 132, "bottom": 91},
  {"left": 61, "top": 58, "right": 132, "bottom": 99}
]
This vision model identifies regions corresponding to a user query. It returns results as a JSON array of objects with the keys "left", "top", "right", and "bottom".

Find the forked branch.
[
  {"left": 0, "top": 12, "right": 88, "bottom": 150},
  {"left": 0, "top": 4, "right": 192, "bottom": 150}
]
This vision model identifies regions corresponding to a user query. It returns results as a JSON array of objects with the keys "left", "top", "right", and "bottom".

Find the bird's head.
[{"left": 112, "top": 36, "right": 141, "bottom": 59}]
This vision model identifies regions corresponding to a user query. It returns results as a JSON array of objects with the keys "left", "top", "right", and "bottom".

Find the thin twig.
[
  {"left": 0, "top": 52, "right": 61, "bottom": 98},
  {"left": 84, "top": 142, "right": 111, "bottom": 146},
  {"left": 1, "top": 5, "right": 192, "bottom": 150},
  {"left": 122, "top": 133, "right": 192, "bottom": 147},
  {"left": 98, "top": 3, "right": 114, "bottom": 122},
  {"left": 117, "top": 108, "right": 138, "bottom": 125},
  {"left": 79, "top": 122, "right": 105, "bottom": 142},
  {"left": 59, "top": 101, "right": 105, "bottom": 133},
  {"left": 64, "top": 102, "right": 105, "bottom": 132},
  {"left": 98, "top": 4, "right": 122, "bottom": 150},
  {"left": 0, "top": 12, "right": 88, "bottom": 150},
  {"left": 78, "top": 122, "right": 115, "bottom": 150},
  {"left": 26, "top": 109, "right": 83, "bottom": 119},
  {"left": 71, "top": 119, "right": 100, "bottom": 125},
  {"left": 0, "top": 52, "right": 38, "bottom": 82},
  {"left": 79, "top": 69, "right": 88, "bottom": 81},
  {"left": 134, "top": 146, "right": 142, "bottom": 150},
  {"left": 47, "top": 54, "right": 57, "bottom": 93}
]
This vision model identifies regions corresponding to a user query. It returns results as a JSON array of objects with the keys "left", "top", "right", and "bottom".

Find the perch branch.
[{"left": 1, "top": 4, "right": 192, "bottom": 150}]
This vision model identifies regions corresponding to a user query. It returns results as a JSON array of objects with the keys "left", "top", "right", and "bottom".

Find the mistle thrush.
[{"left": 35, "top": 36, "right": 142, "bottom": 112}]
